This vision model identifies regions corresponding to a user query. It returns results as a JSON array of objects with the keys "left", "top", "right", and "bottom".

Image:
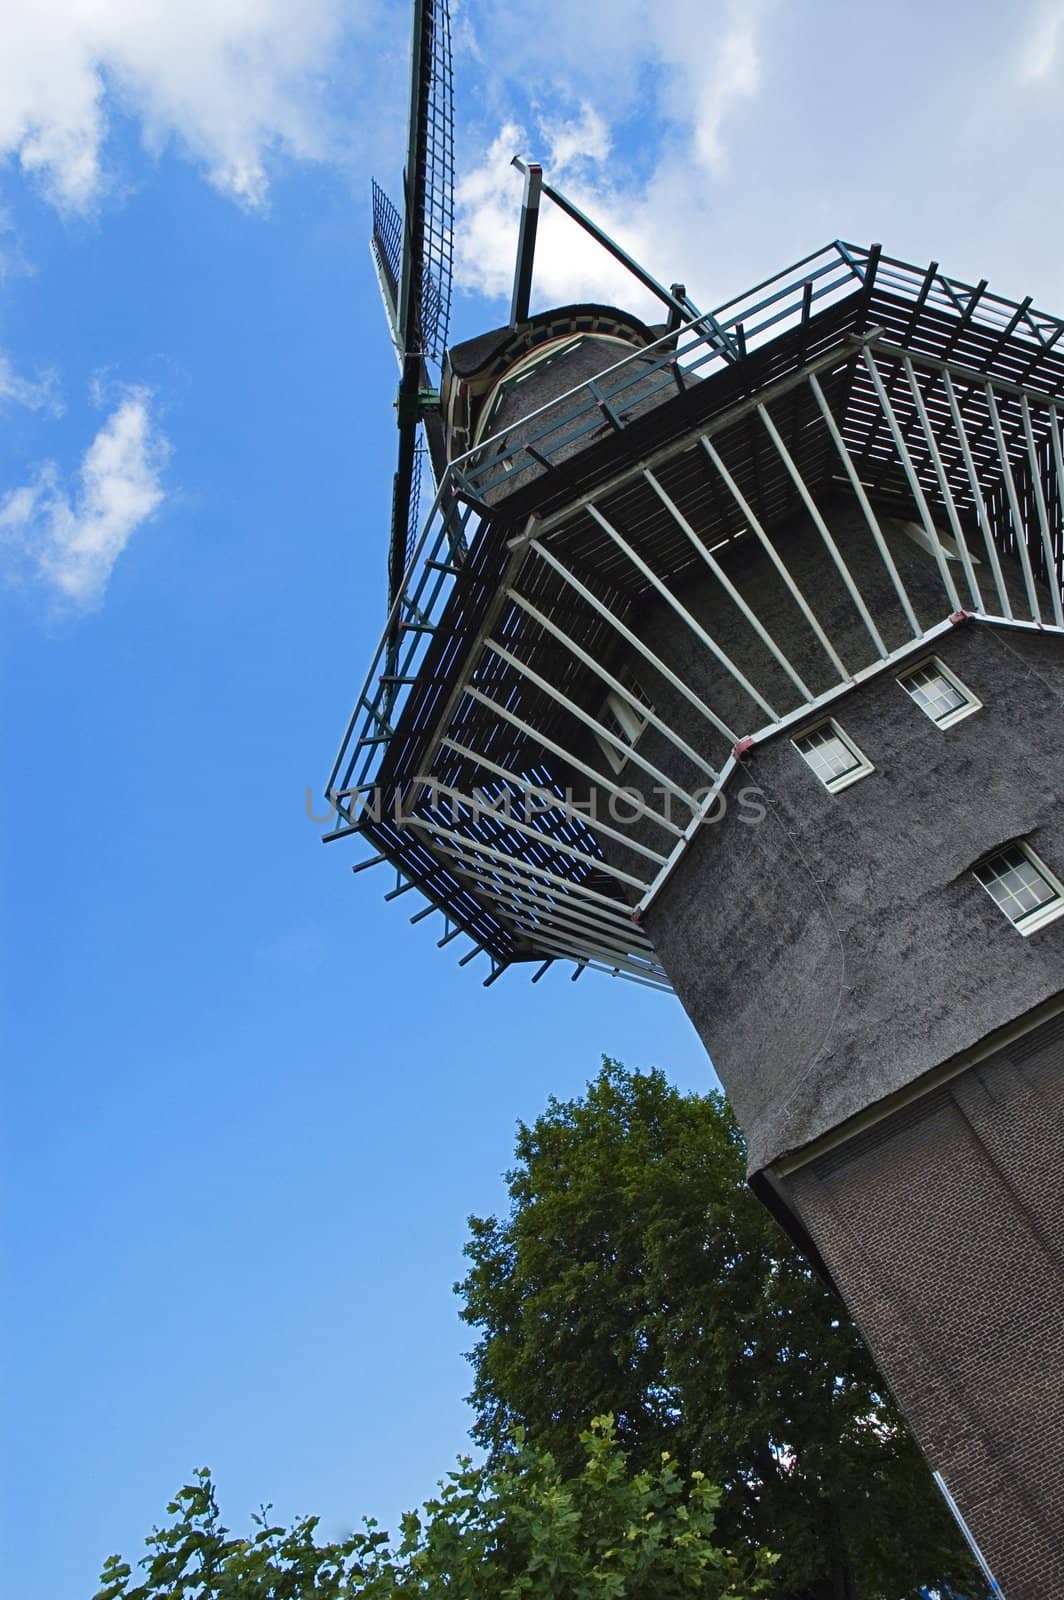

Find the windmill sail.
[
  {"left": 370, "top": 179, "right": 404, "bottom": 357},
  {"left": 413, "top": 0, "right": 454, "bottom": 365},
  {"left": 373, "top": 0, "right": 454, "bottom": 652}
]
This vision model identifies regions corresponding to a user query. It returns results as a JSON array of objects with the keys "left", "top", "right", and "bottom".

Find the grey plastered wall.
[
  {"left": 783, "top": 1010, "right": 1064, "bottom": 1600},
  {"left": 644, "top": 616, "right": 1064, "bottom": 1171}
]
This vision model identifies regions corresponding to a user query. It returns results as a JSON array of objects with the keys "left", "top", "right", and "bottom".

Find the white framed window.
[
  {"left": 898, "top": 657, "right": 981, "bottom": 728},
  {"left": 792, "top": 719, "right": 873, "bottom": 793},
  {"left": 594, "top": 668, "right": 652, "bottom": 773},
  {"left": 973, "top": 843, "right": 1064, "bottom": 936}
]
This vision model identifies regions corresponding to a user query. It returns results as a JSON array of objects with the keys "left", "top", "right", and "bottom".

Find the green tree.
[
  {"left": 457, "top": 1061, "right": 985, "bottom": 1600},
  {"left": 93, "top": 1419, "right": 774, "bottom": 1600}
]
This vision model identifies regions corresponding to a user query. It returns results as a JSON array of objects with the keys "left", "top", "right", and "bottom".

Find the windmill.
[
  {"left": 369, "top": 0, "right": 454, "bottom": 679},
  {"left": 328, "top": 1, "right": 1064, "bottom": 1580}
]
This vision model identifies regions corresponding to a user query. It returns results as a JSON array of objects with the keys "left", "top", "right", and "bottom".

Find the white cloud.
[
  {"left": 1020, "top": 1, "right": 1064, "bottom": 80},
  {"left": 537, "top": 104, "right": 611, "bottom": 170},
  {"left": 691, "top": 18, "right": 759, "bottom": 172},
  {"left": 0, "top": 0, "right": 369, "bottom": 211},
  {"left": 453, "top": 125, "right": 524, "bottom": 304},
  {"left": 0, "top": 388, "right": 168, "bottom": 608},
  {"left": 454, "top": 9, "right": 763, "bottom": 315},
  {"left": 0, "top": 352, "right": 62, "bottom": 415}
]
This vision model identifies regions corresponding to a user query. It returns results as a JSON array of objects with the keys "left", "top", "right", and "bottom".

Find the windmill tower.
[{"left": 326, "top": 8, "right": 1064, "bottom": 1592}]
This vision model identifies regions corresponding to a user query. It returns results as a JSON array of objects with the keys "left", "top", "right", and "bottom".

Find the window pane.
[
  {"left": 975, "top": 847, "right": 1059, "bottom": 925},
  {"left": 795, "top": 724, "right": 863, "bottom": 788},
  {"left": 902, "top": 661, "right": 975, "bottom": 724},
  {"left": 601, "top": 701, "right": 628, "bottom": 739},
  {"left": 595, "top": 675, "right": 651, "bottom": 773}
]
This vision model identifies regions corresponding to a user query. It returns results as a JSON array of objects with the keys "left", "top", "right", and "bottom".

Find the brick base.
[{"left": 780, "top": 1010, "right": 1064, "bottom": 1599}]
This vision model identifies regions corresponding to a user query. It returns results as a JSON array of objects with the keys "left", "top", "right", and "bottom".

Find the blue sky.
[{"left": 4, "top": 1, "right": 1064, "bottom": 1596}]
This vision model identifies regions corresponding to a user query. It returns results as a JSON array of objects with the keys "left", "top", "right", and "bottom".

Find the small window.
[
  {"left": 594, "top": 668, "right": 652, "bottom": 773},
  {"left": 792, "top": 720, "right": 873, "bottom": 792},
  {"left": 899, "top": 658, "right": 981, "bottom": 728},
  {"left": 973, "top": 843, "right": 1064, "bottom": 936},
  {"left": 899, "top": 519, "right": 980, "bottom": 566}
]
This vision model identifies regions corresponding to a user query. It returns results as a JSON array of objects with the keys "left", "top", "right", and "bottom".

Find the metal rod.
[
  {"left": 422, "top": 831, "right": 642, "bottom": 929},
  {"left": 861, "top": 348, "right": 963, "bottom": 613},
  {"left": 1049, "top": 404, "right": 1064, "bottom": 600},
  {"left": 465, "top": 685, "right": 686, "bottom": 834},
  {"left": 410, "top": 783, "right": 649, "bottom": 907},
  {"left": 700, "top": 434, "right": 852, "bottom": 680},
  {"left": 509, "top": 160, "right": 542, "bottom": 326},
  {"left": 807, "top": 371, "right": 922, "bottom": 637},
  {"left": 900, "top": 355, "right": 983, "bottom": 612},
  {"left": 421, "top": 780, "right": 651, "bottom": 891},
  {"left": 634, "top": 756, "right": 736, "bottom": 914},
  {"left": 969, "top": 611, "right": 1064, "bottom": 634},
  {"left": 714, "top": 240, "right": 854, "bottom": 312},
  {"left": 325, "top": 467, "right": 455, "bottom": 795},
  {"left": 506, "top": 588, "right": 720, "bottom": 782},
  {"left": 1021, "top": 396, "right": 1064, "bottom": 627},
  {"left": 743, "top": 619, "right": 961, "bottom": 743},
  {"left": 984, "top": 382, "right": 1042, "bottom": 622},
  {"left": 351, "top": 853, "right": 386, "bottom": 873},
  {"left": 405, "top": 814, "right": 637, "bottom": 913},
  {"left": 487, "top": 888, "right": 662, "bottom": 971},
  {"left": 574, "top": 959, "right": 672, "bottom": 992},
  {"left": 484, "top": 872, "right": 656, "bottom": 957},
  {"left": 511, "top": 157, "right": 723, "bottom": 345},
  {"left": 564, "top": 953, "right": 672, "bottom": 991},
  {"left": 756, "top": 401, "right": 888, "bottom": 657},
  {"left": 641, "top": 468, "right": 816, "bottom": 700},
  {"left": 384, "top": 536, "right": 536, "bottom": 823},
  {"left": 484, "top": 636, "right": 702, "bottom": 810},
  {"left": 585, "top": 504, "right": 778, "bottom": 719},
  {"left": 527, "top": 536, "right": 739, "bottom": 747},
  {"left": 516, "top": 921, "right": 667, "bottom": 982},
  {"left": 942, "top": 371, "right": 1013, "bottom": 618},
  {"left": 439, "top": 735, "right": 670, "bottom": 864},
  {"left": 383, "top": 878, "right": 417, "bottom": 901}
]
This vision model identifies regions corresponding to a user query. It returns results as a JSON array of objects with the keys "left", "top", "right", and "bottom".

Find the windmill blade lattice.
[
  {"left": 370, "top": 179, "right": 404, "bottom": 334},
  {"left": 372, "top": 0, "right": 455, "bottom": 642},
  {"left": 413, "top": 0, "right": 454, "bottom": 363}
]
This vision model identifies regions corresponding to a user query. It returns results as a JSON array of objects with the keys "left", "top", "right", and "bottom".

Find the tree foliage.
[
  {"left": 94, "top": 1419, "right": 774, "bottom": 1600},
  {"left": 457, "top": 1061, "right": 985, "bottom": 1600}
]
